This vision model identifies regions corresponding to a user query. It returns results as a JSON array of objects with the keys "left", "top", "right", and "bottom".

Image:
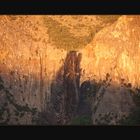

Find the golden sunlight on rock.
[
  {"left": 79, "top": 16, "right": 140, "bottom": 88},
  {"left": 0, "top": 15, "right": 140, "bottom": 125}
]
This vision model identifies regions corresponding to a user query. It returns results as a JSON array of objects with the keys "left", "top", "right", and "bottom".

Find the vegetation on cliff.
[{"left": 43, "top": 16, "right": 120, "bottom": 51}]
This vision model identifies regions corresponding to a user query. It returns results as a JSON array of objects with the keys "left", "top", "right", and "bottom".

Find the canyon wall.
[
  {"left": 80, "top": 16, "right": 140, "bottom": 87},
  {"left": 80, "top": 16, "right": 140, "bottom": 124},
  {"left": 0, "top": 16, "right": 67, "bottom": 124},
  {"left": 0, "top": 15, "right": 139, "bottom": 125}
]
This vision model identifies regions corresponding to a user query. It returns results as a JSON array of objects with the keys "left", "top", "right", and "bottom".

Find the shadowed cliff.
[{"left": 49, "top": 51, "right": 82, "bottom": 124}]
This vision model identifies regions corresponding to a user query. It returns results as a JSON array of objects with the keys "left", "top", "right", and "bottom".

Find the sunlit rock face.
[
  {"left": 79, "top": 16, "right": 140, "bottom": 125},
  {"left": 0, "top": 16, "right": 67, "bottom": 124},
  {"left": 0, "top": 15, "right": 120, "bottom": 124},
  {"left": 0, "top": 15, "right": 139, "bottom": 125},
  {"left": 80, "top": 16, "right": 140, "bottom": 87}
]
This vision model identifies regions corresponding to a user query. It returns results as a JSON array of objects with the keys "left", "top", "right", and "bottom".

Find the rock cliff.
[{"left": 0, "top": 15, "right": 139, "bottom": 125}]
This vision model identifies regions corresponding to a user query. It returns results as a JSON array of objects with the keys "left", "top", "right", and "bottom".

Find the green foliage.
[
  {"left": 119, "top": 94, "right": 140, "bottom": 125},
  {"left": 14, "top": 110, "right": 20, "bottom": 116},
  {"left": 43, "top": 16, "right": 120, "bottom": 51},
  {"left": 0, "top": 84, "right": 4, "bottom": 91},
  {"left": 0, "top": 80, "right": 38, "bottom": 124},
  {"left": 71, "top": 116, "right": 92, "bottom": 125},
  {"left": 0, "top": 107, "right": 10, "bottom": 125},
  {"left": 4, "top": 86, "right": 38, "bottom": 115},
  {"left": 43, "top": 17, "right": 96, "bottom": 51},
  {"left": 97, "top": 15, "right": 120, "bottom": 24},
  {"left": 119, "top": 108, "right": 140, "bottom": 125},
  {"left": 133, "top": 94, "right": 140, "bottom": 106},
  {"left": 0, "top": 76, "right": 4, "bottom": 91},
  {"left": 0, "top": 76, "right": 4, "bottom": 84},
  {"left": 81, "top": 80, "right": 101, "bottom": 104}
]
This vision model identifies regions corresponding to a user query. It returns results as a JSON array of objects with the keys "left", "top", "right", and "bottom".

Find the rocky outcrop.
[
  {"left": 50, "top": 51, "right": 82, "bottom": 124},
  {"left": 63, "top": 51, "right": 81, "bottom": 121}
]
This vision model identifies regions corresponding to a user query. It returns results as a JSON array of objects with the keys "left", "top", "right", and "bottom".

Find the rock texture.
[
  {"left": 0, "top": 16, "right": 67, "bottom": 124},
  {"left": 80, "top": 16, "right": 140, "bottom": 87},
  {"left": 91, "top": 80, "right": 135, "bottom": 125},
  {"left": 0, "top": 15, "right": 139, "bottom": 125},
  {"left": 80, "top": 16, "right": 140, "bottom": 125},
  {"left": 50, "top": 51, "right": 82, "bottom": 124}
]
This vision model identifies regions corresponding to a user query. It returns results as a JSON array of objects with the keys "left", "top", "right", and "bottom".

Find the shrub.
[
  {"left": 70, "top": 116, "right": 92, "bottom": 125},
  {"left": 119, "top": 94, "right": 140, "bottom": 125}
]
